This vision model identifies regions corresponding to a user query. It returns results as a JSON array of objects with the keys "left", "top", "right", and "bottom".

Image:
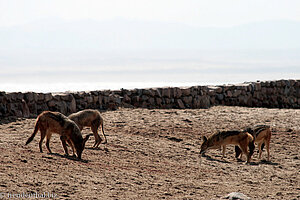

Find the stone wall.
[{"left": 0, "top": 79, "right": 299, "bottom": 118}]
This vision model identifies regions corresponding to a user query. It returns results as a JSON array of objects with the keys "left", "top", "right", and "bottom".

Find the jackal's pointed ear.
[{"left": 202, "top": 136, "right": 207, "bottom": 142}]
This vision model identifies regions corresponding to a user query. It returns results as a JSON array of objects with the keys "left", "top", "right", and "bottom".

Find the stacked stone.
[
  {"left": 216, "top": 80, "right": 300, "bottom": 108},
  {"left": 0, "top": 79, "right": 299, "bottom": 118}
]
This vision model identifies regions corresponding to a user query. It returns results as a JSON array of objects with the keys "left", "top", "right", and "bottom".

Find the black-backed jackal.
[
  {"left": 25, "top": 111, "right": 91, "bottom": 159},
  {"left": 200, "top": 130, "right": 255, "bottom": 163},
  {"left": 235, "top": 125, "right": 271, "bottom": 161},
  {"left": 68, "top": 109, "right": 107, "bottom": 148}
]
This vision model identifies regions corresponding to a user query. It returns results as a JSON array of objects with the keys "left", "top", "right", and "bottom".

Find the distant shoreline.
[
  {"left": 2, "top": 78, "right": 300, "bottom": 93},
  {"left": 0, "top": 81, "right": 240, "bottom": 93}
]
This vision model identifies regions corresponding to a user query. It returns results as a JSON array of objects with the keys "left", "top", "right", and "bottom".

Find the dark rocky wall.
[{"left": 0, "top": 79, "right": 299, "bottom": 118}]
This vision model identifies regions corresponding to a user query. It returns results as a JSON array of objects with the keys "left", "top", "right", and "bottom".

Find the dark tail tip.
[
  {"left": 87, "top": 133, "right": 93, "bottom": 139},
  {"left": 235, "top": 146, "right": 242, "bottom": 158},
  {"left": 261, "top": 143, "right": 265, "bottom": 151},
  {"left": 249, "top": 141, "right": 255, "bottom": 157},
  {"left": 25, "top": 136, "right": 34, "bottom": 145}
]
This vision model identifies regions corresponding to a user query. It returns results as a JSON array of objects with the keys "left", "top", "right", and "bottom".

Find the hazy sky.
[
  {"left": 1, "top": 0, "right": 299, "bottom": 92},
  {"left": 1, "top": 0, "right": 300, "bottom": 27}
]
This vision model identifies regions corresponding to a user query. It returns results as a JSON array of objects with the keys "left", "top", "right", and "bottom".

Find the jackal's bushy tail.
[
  {"left": 248, "top": 139, "right": 255, "bottom": 157},
  {"left": 25, "top": 118, "right": 40, "bottom": 145},
  {"left": 248, "top": 134, "right": 255, "bottom": 157},
  {"left": 100, "top": 118, "right": 107, "bottom": 144}
]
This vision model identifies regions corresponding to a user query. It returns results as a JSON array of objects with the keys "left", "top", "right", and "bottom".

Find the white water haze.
[{"left": 0, "top": 1, "right": 299, "bottom": 92}]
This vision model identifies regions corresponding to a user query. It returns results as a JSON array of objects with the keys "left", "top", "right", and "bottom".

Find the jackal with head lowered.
[
  {"left": 200, "top": 130, "right": 255, "bottom": 163},
  {"left": 235, "top": 125, "right": 271, "bottom": 161},
  {"left": 25, "top": 111, "right": 91, "bottom": 159},
  {"left": 68, "top": 109, "right": 107, "bottom": 148}
]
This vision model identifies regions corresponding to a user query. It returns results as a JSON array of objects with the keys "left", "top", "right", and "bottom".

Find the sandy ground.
[{"left": 0, "top": 106, "right": 299, "bottom": 200}]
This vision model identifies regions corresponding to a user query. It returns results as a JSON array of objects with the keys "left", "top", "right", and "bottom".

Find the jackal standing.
[
  {"left": 25, "top": 111, "right": 91, "bottom": 159},
  {"left": 69, "top": 109, "right": 107, "bottom": 148},
  {"left": 200, "top": 130, "right": 255, "bottom": 163},
  {"left": 235, "top": 125, "right": 271, "bottom": 161}
]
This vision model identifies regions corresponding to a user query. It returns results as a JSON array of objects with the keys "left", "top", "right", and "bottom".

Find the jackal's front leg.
[
  {"left": 60, "top": 136, "right": 69, "bottom": 156},
  {"left": 67, "top": 139, "right": 76, "bottom": 157},
  {"left": 222, "top": 145, "right": 226, "bottom": 158}
]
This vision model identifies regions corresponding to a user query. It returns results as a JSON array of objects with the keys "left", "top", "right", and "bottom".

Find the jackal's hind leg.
[
  {"left": 258, "top": 142, "right": 263, "bottom": 160},
  {"left": 266, "top": 132, "right": 271, "bottom": 161},
  {"left": 266, "top": 142, "right": 270, "bottom": 161},
  {"left": 39, "top": 129, "right": 47, "bottom": 153},
  {"left": 91, "top": 124, "right": 102, "bottom": 148},
  {"left": 45, "top": 131, "right": 52, "bottom": 154}
]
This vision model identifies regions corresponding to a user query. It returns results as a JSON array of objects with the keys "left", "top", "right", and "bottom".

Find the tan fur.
[
  {"left": 69, "top": 109, "right": 107, "bottom": 148},
  {"left": 200, "top": 130, "right": 254, "bottom": 163},
  {"left": 238, "top": 125, "right": 272, "bottom": 161},
  {"left": 255, "top": 127, "right": 271, "bottom": 160},
  {"left": 25, "top": 111, "right": 91, "bottom": 159}
]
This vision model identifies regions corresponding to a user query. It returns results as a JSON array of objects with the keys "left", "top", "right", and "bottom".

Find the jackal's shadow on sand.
[
  {"left": 258, "top": 159, "right": 279, "bottom": 166},
  {"left": 86, "top": 147, "right": 109, "bottom": 152},
  {"left": 202, "top": 154, "right": 231, "bottom": 164},
  {"left": 48, "top": 152, "right": 90, "bottom": 163},
  {"left": 236, "top": 158, "right": 279, "bottom": 166}
]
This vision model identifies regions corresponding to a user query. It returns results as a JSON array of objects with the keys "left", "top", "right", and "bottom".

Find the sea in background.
[
  {"left": 0, "top": 82, "right": 209, "bottom": 93},
  {"left": 1, "top": 49, "right": 300, "bottom": 93},
  {"left": 0, "top": 78, "right": 297, "bottom": 93}
]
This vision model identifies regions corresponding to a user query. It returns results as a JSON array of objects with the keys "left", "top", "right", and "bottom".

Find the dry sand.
[{"left": 0, "top": 106, "right": 299, "bottom": 199}]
